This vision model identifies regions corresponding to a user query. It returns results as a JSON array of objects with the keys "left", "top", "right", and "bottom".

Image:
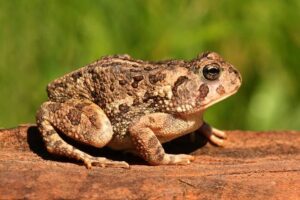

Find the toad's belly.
[{"left": 107, "top": 115, "right": 203, "bottom": 151}]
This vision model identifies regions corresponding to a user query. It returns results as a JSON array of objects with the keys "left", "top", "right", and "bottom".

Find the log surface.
[{"left": 0, "top": 125, "right": 299, "bottom": 199}]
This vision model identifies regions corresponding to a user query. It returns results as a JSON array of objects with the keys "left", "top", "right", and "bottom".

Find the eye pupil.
[{"left": 203, "top": 64, "right": 220, "bottom": 80}]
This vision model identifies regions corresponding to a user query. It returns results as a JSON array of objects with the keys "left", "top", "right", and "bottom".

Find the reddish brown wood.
[{"left": 0, "top": 124, "right": 299, "bottom": 199}]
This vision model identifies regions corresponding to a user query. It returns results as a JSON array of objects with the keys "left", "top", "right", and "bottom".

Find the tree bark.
[{"left": 0, "top": 124, "right": 299, "bottom": 199}]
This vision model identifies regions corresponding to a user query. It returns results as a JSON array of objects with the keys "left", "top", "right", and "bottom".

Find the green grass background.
[{"left": 0, "top": 0, "right": 299, "bottom": 130}]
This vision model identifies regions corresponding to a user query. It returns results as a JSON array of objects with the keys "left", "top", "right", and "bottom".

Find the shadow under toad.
[{"left": 27, "top": 125, "right": 208, "bottom": 166}]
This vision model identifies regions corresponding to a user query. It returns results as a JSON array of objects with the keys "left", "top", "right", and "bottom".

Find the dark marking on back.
[
  {"left": 94, "top": 96, "right": 106, "bottom": 107},
  {"left": 110, "top": 84, "right": 115, "bottom": 91},
  {"left": 149, "top": 73, "right": 166, "bottom": 84},
  {"left": 119, "top": 80, "right": 127, "bottom": 85},
  {"left": 71, "top": 71, "right": 82, "bottom": 81},
  {"left": 91, "top": 71, "right": 100, "bottom": 83},
  {"left": 143, "top": 91, "right": 151, "bottom": 102},
  {"left": 119, "top": 103, "right": 130, "bottom": 113},
  {"left": 131, "top": 75, "right": 144, "bottom": 88},
  {"left": 133, "top": 75, "right": 144, "bottom": 82},
  {"left": 127, "top": 91, "right": 134, "bottom": 96},
  {"left": 48, "top": 103, "right": 62, "bottom": 112},
  {"left": 53, "top": 82, "right": 66, "bottom": 88},
  {"left": 75, "top": 102, "right": 91, "bottom": 111},
  {"left": 144, "top": 66, "right": 154, "bottom": 71},
  {"left": 131, "top": 82, "right": 139, "bottom": 88},
  {"left": 102, "top": 62, "right": 123, "bottom": 68},
  {"left": 130, "top": 68, "right": 142, "bottom": 73},
  {"left": 132, "top": 98, "right": 140, "bottom": 106}
]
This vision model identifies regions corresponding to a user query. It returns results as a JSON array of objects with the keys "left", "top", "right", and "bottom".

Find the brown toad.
[{"left": 36, "top": 52, "right": 242, "bottom": 168}]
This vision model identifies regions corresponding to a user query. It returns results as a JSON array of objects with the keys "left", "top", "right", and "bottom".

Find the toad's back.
[
  {"left": 46, "top": 55, "right": 189, "bottom": 134},
  {"left": 47, "top": 55, "right": 177, "bottom": 101}
]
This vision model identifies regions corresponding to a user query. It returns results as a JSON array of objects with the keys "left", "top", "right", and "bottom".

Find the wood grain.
[{"left": 0, "top": 125, "right": 299, "bottom": 199}]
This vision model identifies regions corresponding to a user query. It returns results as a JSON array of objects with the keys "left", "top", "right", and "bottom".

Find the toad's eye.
[{"left": 202, "top": 64, "right": 221, "bottom": 81}]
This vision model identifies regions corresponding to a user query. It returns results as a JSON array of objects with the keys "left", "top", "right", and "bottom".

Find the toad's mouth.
[{"left": 202, "top": 89, "right": 238, "bottom": 110}]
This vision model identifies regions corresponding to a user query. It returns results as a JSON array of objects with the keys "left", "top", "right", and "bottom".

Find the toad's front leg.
[
  {"left": 197, "top": 122, "right": 227, "bottom": 147},
  {"left": 128, "top": 113, "right": 195, "bottom": 165}
]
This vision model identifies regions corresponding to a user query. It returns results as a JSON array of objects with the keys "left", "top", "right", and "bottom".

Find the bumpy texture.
[{"left": 36, "top": 52, "right": 242, "bottom": 168}]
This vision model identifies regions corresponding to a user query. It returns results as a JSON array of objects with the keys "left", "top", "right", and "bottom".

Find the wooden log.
[{"left": 0, "top": 124, "right": 299, "bottom": 199}]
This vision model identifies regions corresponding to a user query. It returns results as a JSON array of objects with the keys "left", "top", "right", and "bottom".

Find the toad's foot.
[
  {"left": 197, "top": 122, "right": 227, "bottom": 147},
  {"left": 165, "top": 154, "right": 195, "bottom": 165},
  {"left": 84, "top": 156, "right": 130, "bottom": 169}
]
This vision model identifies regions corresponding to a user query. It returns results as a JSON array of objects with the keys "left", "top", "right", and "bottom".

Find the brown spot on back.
[
  {"left": 130, "top": 68, "right": 141, "bottom": 73},
  {"left": 148, "top": 73, "right": 166, "bottom": 84},
  {"left": 127, "top": 91, "right": 134, "bottom": 96},
  {"left": 144, "top": 66, "right": 153, "bottom": 71},
  {"left": 53, "top": 82, "right": 66, "bottom": 88},
  {"left": 131, "top": 82, "right": 139, "bottom": 88},
  {"left": 119, "top": 103, "right": 130, "bottom": 113},
  {"left": 48, "top": 103, "right": 62, "bottom": 112},
  {"left": 102, "top": 62, "right": 123, "bottom": 68},
  {"left": 133, "top": 75, "right": 144, "bottom": 82},
  {"left": 71, "top": 71, "right": 82, "bottom": 81},
  {"left": 132, "top": 98, "right": 140, "bottom": 106},
  {"left": 131, "top": 75, "right": 144, "bottom": 88},
  {"left": 143, "top": 91, "right": 151, "bottom": 102},
  {"left": 110, "top": 84, "right": 115, "bottom": 91},
  {"left": 75, "top": 102, "right": 91, "bottom": 111},
  {"left": 67, "top": 108, "right": 82, "bottom": 126},
  {"left": 216, "top": 85, "right": 225, "bottom": 95},
  {"left": 119, "top": 80, "right": 127, "bottom": 85},
  {"left": 199, "top": 84, "right": 209, "bottom": 99}
]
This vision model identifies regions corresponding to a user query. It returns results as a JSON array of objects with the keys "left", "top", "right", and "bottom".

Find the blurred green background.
[{"left": 0, "top": 0, "right": 299, "bottom": 130}]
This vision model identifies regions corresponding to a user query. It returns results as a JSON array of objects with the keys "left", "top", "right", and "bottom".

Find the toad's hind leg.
[{"left": 36, "top": 99, "right": 129, "bottom": 169}]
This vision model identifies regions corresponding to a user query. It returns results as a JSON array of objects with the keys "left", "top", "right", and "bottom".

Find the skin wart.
[{"left": 36, "top": 52, "right": 242, "bottom": 168}]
